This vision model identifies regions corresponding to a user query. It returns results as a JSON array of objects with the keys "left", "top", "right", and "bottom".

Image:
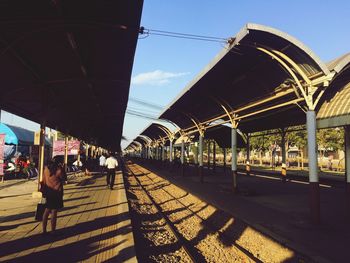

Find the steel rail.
[{"left": 125, "top": 164, "right": 200, "bottom": 263}]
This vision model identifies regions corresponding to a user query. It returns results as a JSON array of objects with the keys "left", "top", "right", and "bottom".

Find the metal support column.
[
  {"left": 223, "top": 148, "right": 227, "bottom": 174},
  {"left": 281, "top": 129, "right": 287, "bottom": 182},
  {"left": 345, "top": 126, "right": 350, "bottom": 218},
  {"left": 307, "top": 110, "right": 320, "bottom": 224},
  {"left": 169, "top": 140, "right": 173, "bottom": 164},
  {"left": 232, "top": 128, "right": 238, "bottom": 192},
  {"left": 90, "top": 145, "right": 94, "bottom": 158},
  {"left": 37, "top": 122, "right": 46, "bottom": 191},
  {"left": 193, "top": 142, "right": 198, "bottom": 176},
  {"left": 64, "top": 136, "right": 68, "bottom": 173},
  {"left": 199, "top": 134, "right": 204, "bottom": 183},
  {"left": 181, "top": 139, "right": 185, "bottom": 176},
  {"left": 155, "top": 146, "right": 159, "bottom": 161},
  {"left": 213, "top": 141, "right": 216, "bottom": 174},
  {"left": 194, "top": 142, "right": 198, "bottom": 165},
  {"left": 85, "top": 144, "right": 89, "bottom": 161},
  {"left": 77, "top": 149, "right": 81, "bottom": 164},
  {"left": 207, "top": 141, "right": 211, "bottom": 170},
  {"left": 246, "top": 134, "right": 250, "bottom": 176}
]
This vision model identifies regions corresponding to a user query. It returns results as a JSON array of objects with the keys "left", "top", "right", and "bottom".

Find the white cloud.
[{"left": 131, "top": 70, "right": 189, "bottom": 86}]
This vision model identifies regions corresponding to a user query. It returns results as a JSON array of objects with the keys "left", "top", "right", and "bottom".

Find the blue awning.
[{"left": 0, "top": 123, "right": 51, "bottom": 146}]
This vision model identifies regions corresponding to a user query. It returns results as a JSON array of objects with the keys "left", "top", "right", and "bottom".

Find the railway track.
[
  {"left": 125, "top": 161, "right": 261, "bottom": 263},
  {"left": 125, "top": 162, "right": 200, "bottom": 262}
]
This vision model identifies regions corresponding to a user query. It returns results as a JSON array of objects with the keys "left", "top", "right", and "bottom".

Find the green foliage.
[
  {"left": 247, "top": 126, "right": 344, "bottom": 155},
  {"left": 317, "top": 127, "right": 344, "bottom": 152},
  {"left": 286, "top": 126, "right": 307, "bottom": 149},
  {"left": 249, "top": 129, "right": 281, "bottom": 152},
  {"left": 56, "top": 131, "right": 76, "bottom": 140},
  {"left": 56, "top": 130, "right": 65, "bottom": 140}
]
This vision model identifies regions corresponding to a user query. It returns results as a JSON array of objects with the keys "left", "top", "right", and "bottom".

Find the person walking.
[
  {"left": 41, "top": 159, "right": 64, "bottom": 235},
  {"left": 105, "top": 153, "right": 118, "bottom": 190},
  {"left": 99, "top": 154, "right": 106, "bottom": 175}
]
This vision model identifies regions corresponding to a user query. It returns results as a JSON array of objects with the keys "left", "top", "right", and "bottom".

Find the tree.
[
  {"left": 317, "top": 128, "right": 344, "bottom": 155},
  {"left": 285, "top": 126, "right": 307, "bottom": 169},
  {"left": 249, "top": 130, "right": 281, "bottom": 166}
]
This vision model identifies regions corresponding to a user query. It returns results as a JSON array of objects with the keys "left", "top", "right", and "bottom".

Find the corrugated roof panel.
[{"left": 317, "top": 82, "right": 350, "bottom": 119}]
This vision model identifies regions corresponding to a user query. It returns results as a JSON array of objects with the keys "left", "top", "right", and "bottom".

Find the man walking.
[
  {"left": 105, "top": 153, "right": 118, "bottom": 190},
  {"left": 99, "top": 154, "right": 106, "bottom": 175}
]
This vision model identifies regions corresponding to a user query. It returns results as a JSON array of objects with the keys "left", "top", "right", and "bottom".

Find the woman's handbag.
[{"left": 34, "top": 198, "right": 46, "bottom": 221}]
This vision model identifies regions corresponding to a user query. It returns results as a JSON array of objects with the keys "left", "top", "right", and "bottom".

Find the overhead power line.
[
  {"left": 126, "top": 109, "right": 159, "bottom": 121},
  {"left": 139, "top": 26, "right": 230, "bottom": 44},
  {"left": 129, "top": 97, "right": 164, "bottom": 110}
]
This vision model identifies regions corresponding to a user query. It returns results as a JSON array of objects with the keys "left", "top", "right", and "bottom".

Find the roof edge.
[
  {"left": 240, "top": 23, "right": 330, "bottom": 76},
  {"left": 329, "top": 53, "right": 350, "bottom": 73}
]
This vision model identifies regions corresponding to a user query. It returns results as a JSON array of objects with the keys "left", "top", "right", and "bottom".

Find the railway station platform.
[
  {"left": 0, "top": 172, "right": 136, "bottom": 262},
  {"left": 136, "top": 159, "right": 349, "bottom": 263}
]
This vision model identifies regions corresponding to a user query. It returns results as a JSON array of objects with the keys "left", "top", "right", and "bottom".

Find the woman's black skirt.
[{"left": 45, "top": 187, "right": 63, "bottom": 210}]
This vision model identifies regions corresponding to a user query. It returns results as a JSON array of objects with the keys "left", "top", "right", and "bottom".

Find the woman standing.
[{"left": 41, "top": 159, "right": 64, "bottom": 234}]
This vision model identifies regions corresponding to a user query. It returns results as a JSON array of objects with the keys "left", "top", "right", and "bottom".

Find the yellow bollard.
[
  {"left": 281, "top": 163, "right": 287, "bottom": 182},
  {"left": 246, "top": 161, "right": 250, "bottom": 176}
]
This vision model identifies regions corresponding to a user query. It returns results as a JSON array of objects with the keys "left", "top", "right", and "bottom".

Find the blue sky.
[{"left": 1, "top": 1, "right": 350, "bottom": 149}]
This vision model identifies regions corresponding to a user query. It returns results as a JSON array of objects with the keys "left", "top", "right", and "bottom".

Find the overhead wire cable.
[
  {"left": 149, "top": 32, "right": 225, "bottom": 43},
  {"left": 126, "top": 109, "right": 169, "bottom": 124},
  {"left": 126, "top": 111, "right": 159, "bottom": 121},
  {"left": 149, "top": 29, "right": 227, "bottom": 40},
  {"left": 129, "top": 97, "right": 164, "bottom": 110},
  {"left": 139, "top": 26, "right": 229, "bottom": 44}
]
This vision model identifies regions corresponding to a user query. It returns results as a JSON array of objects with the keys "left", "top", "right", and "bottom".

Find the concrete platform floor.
[
  {"left": 0, "top": 172, "right": 136, "bottom": 263},
  {"left": 138, "top": 160, "right": 350, "bottom": 263}
]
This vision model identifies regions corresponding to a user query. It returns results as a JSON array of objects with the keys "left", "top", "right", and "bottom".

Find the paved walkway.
[
  {"left": 139, "top": 160, "right": 349, "bottom": 263},
  {"left": 0, "top": 172, "right": 136, "bottom": 262}
]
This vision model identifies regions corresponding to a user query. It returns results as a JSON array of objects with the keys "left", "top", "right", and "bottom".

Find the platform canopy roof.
[
  {"left": 158, "top": 23, "right": 331, "bottom": 135},
  {"left": 317, "top": 53, "right": 350, "bottom": 128},
  {"left": 130, "top": 123, "right": 175, "bottom": 148},
  {"left": 0, "top": 1, "right": 143, "bottom": 151},
  {"left": 193, "top": 125, "right": 245, "bottom": 149}
]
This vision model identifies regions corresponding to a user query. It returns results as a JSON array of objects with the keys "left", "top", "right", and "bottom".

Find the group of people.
[
  {"left": 5, "top": 156, "right": 35, "bottom": 179},
  {"left": 40, "top": 152, "right": 120, "bottom": 235}
]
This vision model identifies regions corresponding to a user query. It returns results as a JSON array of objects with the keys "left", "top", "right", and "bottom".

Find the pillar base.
[
  {"left": 169, "top": 162, "right": 173, "bottom": 173},
  {"left": 181, "top": 164, "right": 185, "bottom": 177},
  {"left": 346, "top": 183, "right": 350, "bottom": 219},
  {"left": 232, "top": 170, "right": 238, "bottom": 193},
  {"left": 199, "top": 166, "right": 204, "bottom": 183},
  {"left": 310, "top": 182, "right": 320, "bottom": 224},
  {"left": 281, "top": 168, "right": 287, "bottom": 183}
]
